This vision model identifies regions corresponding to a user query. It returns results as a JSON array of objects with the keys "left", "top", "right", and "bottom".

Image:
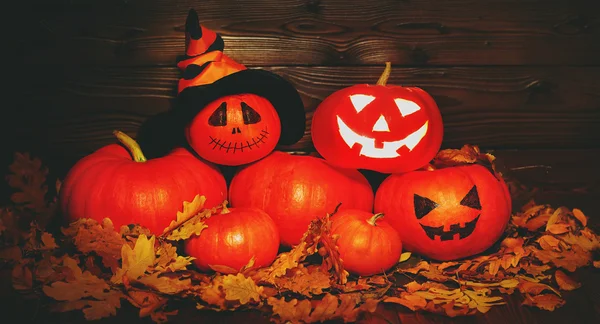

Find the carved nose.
[
  {"left": 231, "top": 127, "right": 242, "bottom": 134},
  {"left": 372, "top": 115, "right": 390, "bottom": 132}
]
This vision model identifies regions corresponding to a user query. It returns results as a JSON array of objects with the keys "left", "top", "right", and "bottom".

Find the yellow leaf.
[
  {"left": 112, "top": 234, "right": 156, "bottom": 283},
  {"left": 399, "top": 252, "right": 412, "bottom": 262},
  {"left": 162, "top": 195, "right": 207, "bottom": 238},
  {"left": 222, "top": 273, "right": 263, "bottom": 304}
]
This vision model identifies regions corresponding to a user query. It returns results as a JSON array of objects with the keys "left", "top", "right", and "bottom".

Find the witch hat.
[{"left": 171, "top": 9, "right": 306, "bottom": 146}]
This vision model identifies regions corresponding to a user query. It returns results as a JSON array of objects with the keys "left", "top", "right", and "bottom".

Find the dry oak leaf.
[
  {"left": 162, "top": 195, "right": 212, "bottom": 241},
  {"left": 42, "top": 256, "right": 124, "bottom": 320},
  {"left": 126, "top": 289, "right": 168, "bottom": 320},
  {"left": 222, "top": 273, "right": 264, "bottom": 304},
  {"left": 274, "top": 264, "right": 331, "bottom": 297},
  {"left": 268, "top": 293, "right": 378, "bottom": 324},
  {"left": 554, "top": 270, "right": 582, "bottom": 291},
  {"left": 63, "top": 218, "right": 125, "bottom": 271},
  {"left": 6, "top": 152, "right": 51, "bottom": 214},
  {"left": 154, "top": 241, "right": 194, "bottom": 273},
  {"left": 138, "top": 272, "right": 193, "bottom": 295},
  {"left": 112, "top": 234, "right": 156, "bottom": 284},
  {"left": 50, "top": 290, "right": 124, "bottom": 321},
  {"left": 384, "top": 292, "right": 428, "bottom": 311}
]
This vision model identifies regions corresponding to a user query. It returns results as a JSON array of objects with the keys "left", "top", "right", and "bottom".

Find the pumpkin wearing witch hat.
[{"left": 171, "top": 9, "right": 306, "bottom": 166}]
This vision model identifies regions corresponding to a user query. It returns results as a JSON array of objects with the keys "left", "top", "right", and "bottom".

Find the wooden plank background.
[{"left": 2, "top": 0, "right": 600, "bottom": 179}]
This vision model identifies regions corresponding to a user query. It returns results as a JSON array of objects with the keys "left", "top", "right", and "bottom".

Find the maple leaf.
[
  {"left": 554, "top": 270, "right": 581, "bottom": 291},
  {"left": 63, "top": 218, "right": 125, "bottom": 271},
  {"left": 222, "top": 273, "right": 264, "bottom": 304},
  {"left": 112, "top": 234, "right": 156, "bottom": 283}
]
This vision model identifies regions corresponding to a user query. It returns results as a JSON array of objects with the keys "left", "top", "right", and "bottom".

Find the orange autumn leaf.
[
  {"left": 571, "top": 208, "right": 587, "bottom": 227},
  {"left": 554, "top": 270, "right": 582, "bottom": 291},
  {"left": 522, "top": 293, "right": 565, "bottom": 311}
]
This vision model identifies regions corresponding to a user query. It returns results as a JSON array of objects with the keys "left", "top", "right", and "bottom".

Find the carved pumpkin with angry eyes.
[
  {"left": 311, "top": 62, "right": 443, "bottom": 174},
  {"left": 374, "top": 164, "right": 512, "bottom": 261},
  {"left": 185, "top": 94, "right": 281, "bottom": 166}
]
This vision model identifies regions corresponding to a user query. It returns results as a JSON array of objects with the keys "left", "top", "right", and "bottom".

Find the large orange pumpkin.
[
  {"left": 374, "top": 164, "right": 511, "bottom": 261},
  {"left": 229, "top": 151, "right": 374, "bottom": 247},
  {"left": 311, "top": 62, "right": 443, "bottom": 174},
  {"left": 59, "top": 131, "right": 227, "bottom": 234}
]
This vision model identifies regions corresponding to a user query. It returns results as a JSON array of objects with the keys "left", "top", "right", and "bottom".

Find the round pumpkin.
[
  {"left": 311, "top": 62, "right": 443, "bottom": 174},
  {"left": 184, "top": 207, "right": 280, "bottom": 273},
  {"left": 59, "top": 131, "right": 228, "bottom": 234},
  {"left": 185, "top": 94, "right": 282, "bottom": 166},
  {"left": 374, "top": 164, "right": 511, "bottom": 261},
  {"left": 331, "top": 210, "right": 402, "bottom": 276},
  {"left": 229, "top": 151, "right": 374, "bottom": 247}
]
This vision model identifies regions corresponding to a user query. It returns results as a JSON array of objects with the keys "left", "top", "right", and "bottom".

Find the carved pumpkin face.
[
  {"left": 374, "top": 164, "right": 512, "bottom": 261},
  {"left": 185, "top": 94, "right": 281, "bottom": 166},
  {"left": 311, "top": 64, "right": 443, "bottom": 174}
]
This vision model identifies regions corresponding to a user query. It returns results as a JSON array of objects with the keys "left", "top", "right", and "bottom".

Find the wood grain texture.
[
  {"left": 3, "top": 65, "right": 599, "bottom": 174},
  {"left": 11, "top": 0, "right": 600, "bottom": 66}
]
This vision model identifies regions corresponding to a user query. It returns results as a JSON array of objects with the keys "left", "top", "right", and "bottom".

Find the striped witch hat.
[{"left": 172, "top": 9, "right": 306, "bottom": 146}]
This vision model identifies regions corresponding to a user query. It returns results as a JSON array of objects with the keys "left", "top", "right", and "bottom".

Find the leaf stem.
[{"left": 113, "top": 130, "right": 147, "bottom": 162}]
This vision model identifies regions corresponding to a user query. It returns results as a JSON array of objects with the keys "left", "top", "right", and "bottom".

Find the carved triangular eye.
[
  {"left": 460, "top": 185, "right": 481, "bottom": 210},
  {"left": 414, "top": 194, "right": 438, "bottom": 219},
  {"left": 241, "top": 102, "right": 261, "bottom": 125},
  {"left": 208, "top": 102, "right": 227, "bottom": 126}
]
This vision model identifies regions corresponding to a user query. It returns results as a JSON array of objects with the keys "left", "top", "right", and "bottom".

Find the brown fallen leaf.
[{"left": 522, "top": 293, "right": 565, "bottom": 311}]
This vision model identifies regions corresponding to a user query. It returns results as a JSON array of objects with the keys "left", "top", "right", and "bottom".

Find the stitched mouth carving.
[
  {"left": 208, "top": 129, "right": 269, "bottom": 153},
  {"left": 420, "top": 215, "right": 480, "bottom": 241}
]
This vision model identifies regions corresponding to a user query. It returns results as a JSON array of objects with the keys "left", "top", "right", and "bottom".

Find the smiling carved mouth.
[
  {"left": 420, "top": 215, "right": 480, "bottom": 241},
  {"left": 336, "top": 116, "right": 428, "bottom": 158},
  {"left": 208, "top": 129, "right": 269, "bottom": 153}
]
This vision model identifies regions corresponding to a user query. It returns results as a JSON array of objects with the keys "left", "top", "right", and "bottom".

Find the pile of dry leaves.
[{"left": 0, "top": 148, "right": 599, "bottom": 323}]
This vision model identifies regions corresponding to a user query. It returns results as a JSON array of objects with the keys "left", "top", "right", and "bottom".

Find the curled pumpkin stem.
[
  {"left": 367, "top": 213, "right": 385, "bottom": 226},
  {"left": 376, "top": 62, "right": 392, "bottom": 86},
  {"left": 113, "top": 130, "right": 147, "bottom": 162}
]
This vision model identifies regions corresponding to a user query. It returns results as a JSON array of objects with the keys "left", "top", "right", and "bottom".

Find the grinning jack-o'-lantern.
[
  {"left": 186, "top": 94, "right": 282, "bottom": 166},
  {"left": 311, "top": 62, "right": 443, "bottom": 174},
  {"left": 374, "top": 164, "right": 512, "bottom": 261},
  {"left": 171, "top": 9, "right": 306, "bottom": 166}
]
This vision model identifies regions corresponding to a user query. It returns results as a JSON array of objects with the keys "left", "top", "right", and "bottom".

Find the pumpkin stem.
[
  {"left": 220, "top": 201, "right": 231, "bottom": 214},
  {"left": 376, "top": 62, "right": 392, "bottom": 86},
  {"left": 113, "top": 130, "right": 147, "bottom": 162},
  {"left": 367, "top": 213, "right": 385, "bottom": 226}
]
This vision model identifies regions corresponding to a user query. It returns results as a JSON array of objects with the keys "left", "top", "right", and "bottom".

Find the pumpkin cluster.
[{"left": 58, "top": 7, "right": 512, "bottom": 279}]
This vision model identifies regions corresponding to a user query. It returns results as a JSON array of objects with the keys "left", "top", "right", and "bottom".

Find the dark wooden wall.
[{"left": 2, "top": 0, "right": 600, "bottom": 179}]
